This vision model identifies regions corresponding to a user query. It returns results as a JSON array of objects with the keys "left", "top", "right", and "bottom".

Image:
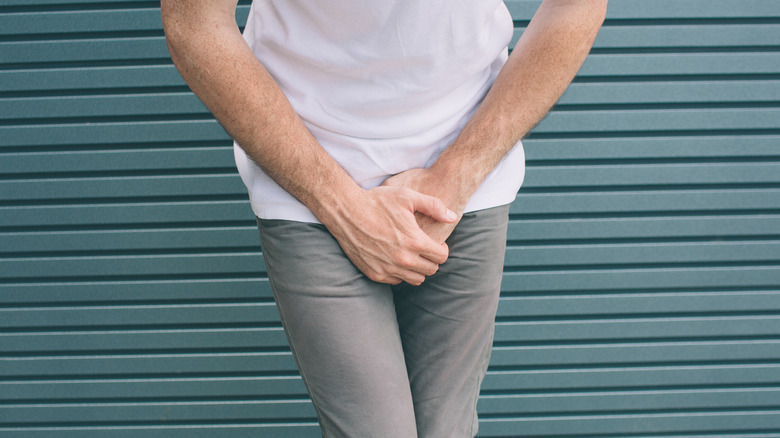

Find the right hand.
[{"left": 325, "top": 186, "right": 457, "bottom": 285}]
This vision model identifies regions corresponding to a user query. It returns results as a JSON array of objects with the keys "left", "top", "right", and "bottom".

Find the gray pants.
[{"left": 257, "top": 205, "right": 510, "bottom": 438}]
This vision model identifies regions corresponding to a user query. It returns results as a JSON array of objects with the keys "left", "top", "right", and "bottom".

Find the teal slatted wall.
[{"left": 1, "top": 0, "right": 779, "bottom": 436}]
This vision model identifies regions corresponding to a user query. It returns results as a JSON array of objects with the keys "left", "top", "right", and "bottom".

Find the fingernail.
[{"left": 446, "top": 209, "right": 457, "bottom": 221}]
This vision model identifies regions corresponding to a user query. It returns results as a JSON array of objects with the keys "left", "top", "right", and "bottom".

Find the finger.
[
  {"left": 418, "top": 241, "right": 449, "bottom": 265},
  {"left": 399, "top": 270, "right": 426, "bottom": 286},
  {"left": 384, "top": 276, "right": 404, "bottom": 286},
  {"left": 407, "top": 191, "right": 457, "bottom": 223},
  {"left": 410, "top": 255, "right": 440, "bottom": 277}
]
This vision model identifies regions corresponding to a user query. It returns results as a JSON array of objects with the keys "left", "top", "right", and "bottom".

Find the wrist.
[
  {"left": 427, "top": 156, "right": 482, "bottom": 213},
  {"left": 309, "top": 180, "right": 367, "bottom": 234}
]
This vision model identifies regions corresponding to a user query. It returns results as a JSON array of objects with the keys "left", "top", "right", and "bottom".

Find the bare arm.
[
  {"left": 385, "top": 0, "right": 607, "bottom": 241},
  {"left": 161, "top": 0, "right": 455, "bottom": 285}
]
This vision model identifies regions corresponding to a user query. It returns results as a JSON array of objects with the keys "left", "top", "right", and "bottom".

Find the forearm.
[
  {"left": 161, "top": 0, "right": 362, "bottom": 224},
  {"left": 161, "top": 0, "right": 457, "bottom": 285},
  {"left": 429, "top": 0, "right": 607, "bottom": 208}
]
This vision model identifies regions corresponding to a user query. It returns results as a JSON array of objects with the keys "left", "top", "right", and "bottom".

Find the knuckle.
[
  {"left": 395, "top": 253, "right": 415, "bottom": 269},
  {"left": 365, "top": 269, "right": 386, "bottom": 283}
]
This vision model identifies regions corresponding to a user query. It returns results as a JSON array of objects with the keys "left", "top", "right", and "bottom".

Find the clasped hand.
[{"left": 326, "top": 168, "right": 465, "bottom": 286}]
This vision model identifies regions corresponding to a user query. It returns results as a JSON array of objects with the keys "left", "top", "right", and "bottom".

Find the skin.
[
  {"left": 160, "top": 0, "right": 607, "bottom": 285},
  {"left": 384, "top": 0, "right": 608, "bottom": 243}
]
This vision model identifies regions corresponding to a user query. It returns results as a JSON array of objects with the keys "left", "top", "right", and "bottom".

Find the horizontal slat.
[
  {"left": 0, "top": 400, "right": 316, "bottom": 424},
  {"left": 580, "top": 52, "right": 780, "bottom": 76},
  {"left": 0, "top": 120, "right": 229, "bottom": 147},
  {"left": 2, "top": 291, "right": 778, "bottom": 330},
  {"left": 523, "top": 136, "right": 780, "bottom": 160},
  {"left": 3, "top": 43, "right": 780, "bottom": 77},
  {"left": 0, "top": 148, "right": 235, "bottom": 176},
  {"left": 3, "top": 4, "right": 777, "bottom": 43},
  {"left": 504, "top": 241, "right": 780, "bottom": 267},
  {"left": 479, "top": 388, "right": 780, "bottom": 415},
  {"left": 513, "top": 24, "right": 780, "bottom": 49},
  {"left": 0, "top": 9, "right": 163, "bottom": 35},
  {"left": 0, "top": 227, "right": 259, "bottom": 253},
  {"left": 508, "top": 215, "right": 780, "bottom": 241},
  {"left": 2, "top": 189, "right": 780, "bottom": 231},
  {"left": 2, "top": 137, "right": 779, "bottom": 172},
  {"left": 506, "top": 0, "right": 780, "bottom": 19},
  {"left": 0, "top": 66, "right": 185, "bottom": 93},
  {"left": 558, "top": 81, "right": 780, "bottom": 105},
  {"left": 3, "top": 241, "right": 778, "bottom": 280},
  {"left": 593, "top": 25, "right": 780, "bottom": 48},
  {"left": 526, "top": 162, "right": 780, "bottom": 188},
  {"left": 0, "top": 93, "right": 207, "bottom": 120},
  {"left": 0, "top": 279, "right": 273, "bottom": 305},
  {"left": 0, "top": 0, "right": 167, "bottom": 6},
  {"left": 510, "top": 189, "right": 780, "bottom": 215},
  {"left": 0, "top": 329, "right": 288, "bottom": 353},
  {"left": 6, "top": 365, "right": 778, "bottom": 404},
  {"left": 0, "top": 303, "right": 279, "bottom": 328},
  {"left": 2, "top": 0, "right": 772, "bottom": 19},
  {"left": 4, "top": 366, "right": 777, "bottom": 405},
  {"left": 0, "top": 201, "right": 253, "bottom": 228},
  {"left": 2, "top": 340, "right": 779, "bottom": 378},
  {"left": 9, "top": 214, "right": 776, "bottom": 255},
  {"left": 502, "top": 267, "right": 780, "bottom": 293},
  {"left": 0, "top": 174, "right": 246, "bottom": 201},
  {"left": 5, "top": 80, "right": 780, "bottom": 120},
  {"left": 3, "top": 108, "right": 779, "bottom": 148},
  {"left": 5, "top": 389, "right": 780, "bottom": 425},
  {"left": 7, "top": 72, "right": 779, "bottom": 105},
  {"left": 0, "top": 352, "right": 300, "bottom": 377},
  {"left": 0, "top": 427, "right": 319, "bottom": 438},
  {"left": 2, "top": 316, "right": 777, "bottom": 354},
  {"left": 0, "top": 6, "right": 250, "bottom": 36},
  {"left": 497, "top": 292, "right": 780, "bottom": 317},
  {"left": 0, "top": 253, "right": 264, "bottom": 280},
  {"left": 493, "top": 316, "right": 780, "bottom": 343},
  {"left": 3, "top": 215, "right": 777, "bottom": 254},
  {"left": 0, "top": 38, "right": 170, "bottom": 64},
  {"left": 1, "top": 290, "right": 775, "bottom": 322},
  {"left": 534, "top": 108, "right": 780, "bottom": 133},
  {"left": 477, "top": 411, "right": 780, "bottom": 437},
  {"left": 481, "top": 364, "right": 780, "bottom": 392},
  {"left": 5, "top": 162, "right": 780, "bottom": 202},
  {"left": 5, "top": 364, "right": 778, "bottom": 402},
  {"left": 490, "top": 340, "right": 780, "bottom": 367},
  {"left": 0, "top": 376, "right": 308, "bottom": 401}
]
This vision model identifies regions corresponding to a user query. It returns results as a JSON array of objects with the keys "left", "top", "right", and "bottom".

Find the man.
[{"left": 161, "top": 0, "right": 606, "bottom": 436}]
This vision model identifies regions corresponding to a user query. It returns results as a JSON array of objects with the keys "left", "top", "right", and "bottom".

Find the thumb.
[{"left": 409, "top": 191, "right": 458, "bottom": 223}]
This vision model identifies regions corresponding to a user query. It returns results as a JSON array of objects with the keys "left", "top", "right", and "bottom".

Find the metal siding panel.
[
  {"left": 505, "top": 0, "right": 780, "bottom": 19},
  {"left": 2, "top": 0, "right": 780, "bottom": 437},
  {"left": 0, "top": 66, "right": 186, "bottom": 92}
]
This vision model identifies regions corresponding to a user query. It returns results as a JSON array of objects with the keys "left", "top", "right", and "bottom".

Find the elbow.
[
  {"left": 161, "top": 2, "right": 193, "bottom": 49},
  {"left": 160, "top": 2, "right": 184, "bottom": 54}
]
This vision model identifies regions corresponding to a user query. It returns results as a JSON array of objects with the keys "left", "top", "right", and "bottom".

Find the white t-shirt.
[{"left": 234, "top": 0, "right": 525, "bottom": 222}]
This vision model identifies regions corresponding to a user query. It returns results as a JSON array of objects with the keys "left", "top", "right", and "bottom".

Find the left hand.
[{"left": 382, "top": 168, "right": 467, "bottom": 244}]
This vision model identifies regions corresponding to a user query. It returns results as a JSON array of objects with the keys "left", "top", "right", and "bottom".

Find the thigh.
[
  {"left": 258, "top": 218, "right": 418, "bottom": 438},
  {"left": 392, "top": 204, "right": 510, "bottom": 438}
]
